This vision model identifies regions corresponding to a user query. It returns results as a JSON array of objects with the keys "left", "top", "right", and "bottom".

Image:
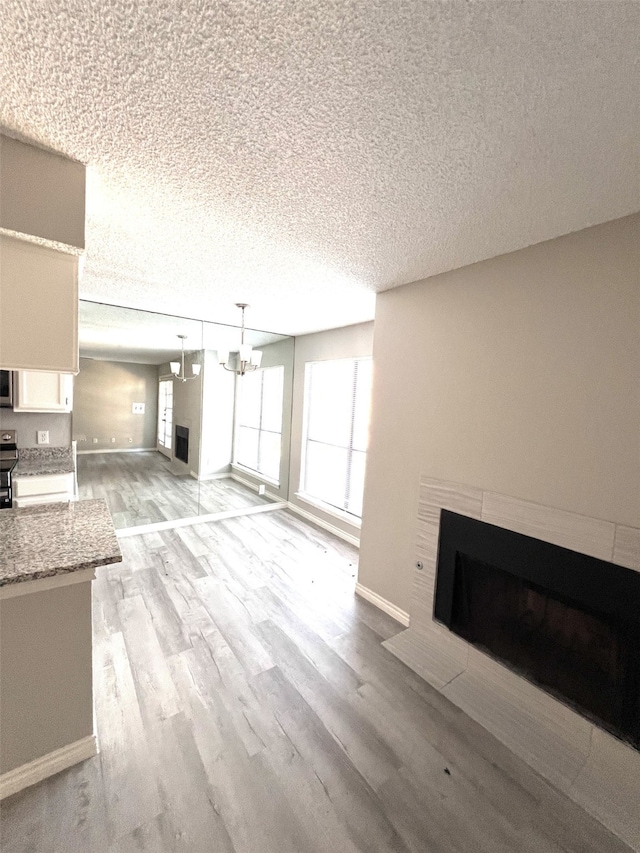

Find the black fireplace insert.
[
  {"left": 175, "top": 425, "right": 189, "bottom": 464},
  {"left": 434, "top": 510, "right": 640, "bottom": 749}
]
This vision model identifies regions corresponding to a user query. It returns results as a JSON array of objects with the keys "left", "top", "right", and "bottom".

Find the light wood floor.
[
  {"left": 77, "top": 451, "right": 272, "bottom": 529},
  {"left": 0, "top": 511, "right": 631, "bottom": 852}
]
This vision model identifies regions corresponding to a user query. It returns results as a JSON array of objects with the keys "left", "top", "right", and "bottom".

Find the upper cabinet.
[
  {"left": 0, "top": 236, "right": 79, "bottom": 373},
  {"left": 0, "top": 134, "right": 84, "bottom": 375},
  {"left": 14, "top": 370, "right": 73, "bottom": 413}
]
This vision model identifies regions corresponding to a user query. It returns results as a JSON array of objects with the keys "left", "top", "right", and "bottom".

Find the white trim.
[
  {"left": 355, "top": 583, "right": 410, "bottom": 627},
  {"left": 230, "top": 472, "right": 281, "bottom": 502},
  {"left": 77, "top": 447, "right": 156, "bottom": 455},
  {"left": 286, "top": 502, "right": 360, "bottom": 548},
  {"left": 116, "top": 500, "right": 287, "bottom": 538},
  {"left": 0, "top": 567, "right": 96, "bottom": 601},
  {"left": 231, "top": 463, "right": 280, "bottom": 489},
  {"left": 294, "top": 491, "right": 363, "bottom": 529},
  {"left": 0, "top": 734, "right": 97, "bottom": 800},
  {"left": 195, "top": 472, "right": 232, "bottom": 482}
]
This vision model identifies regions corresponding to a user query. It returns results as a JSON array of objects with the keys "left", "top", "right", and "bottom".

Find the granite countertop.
[
  {"left": 0, "top": 499, "right": 122, "bottom": 587},
  {"left": 14, "top": 446, "right": 76, "bottom": 477}
]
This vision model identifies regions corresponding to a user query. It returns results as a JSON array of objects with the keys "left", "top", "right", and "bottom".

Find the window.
[
  {"left": 234, "top": 365, "right": 284, "bottom": 482},
  {"left": 300, "top": 357, "right": 372, "bottom": 518}
]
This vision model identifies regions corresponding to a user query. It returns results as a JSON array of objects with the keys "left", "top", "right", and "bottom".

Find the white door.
[{"left": 157, "top": 378, "right": 173, "bottom": 457}]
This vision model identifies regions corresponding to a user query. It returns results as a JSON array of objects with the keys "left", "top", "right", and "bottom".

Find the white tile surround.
[{"left": 384, "top": 477, "right": 640, "bottom": 851}]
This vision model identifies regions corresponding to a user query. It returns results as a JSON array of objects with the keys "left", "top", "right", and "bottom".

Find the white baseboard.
[
  {"left": 355, "top": 583, "right": 410, "bottom": 627},
  {"left": 286, "top": 502, "right": 360, "bottom": 548},
  {"left": 230, "top": 472, "right": 281, "bottom": 503},
  {"left": 77, "top": 447, "right": 155, "bottom": 455},
  {"left": 0, "top": 734, "right": 98, "bottom": 800},
  {"left": 196, "top": 472, "right": 232, "bottom": 482}
]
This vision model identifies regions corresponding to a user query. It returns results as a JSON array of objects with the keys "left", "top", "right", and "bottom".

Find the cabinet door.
[
  {"left": 14, "top": 371, "right": 73, "bottom": 412},
  {"left": 0, "top": 236, "right": 79, "bottom": 373}
]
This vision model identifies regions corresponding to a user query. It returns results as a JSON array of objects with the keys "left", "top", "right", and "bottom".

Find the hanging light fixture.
[
  {"left": 217, "top": 303, "right": 263, "bottom": 376},
  {"left": 170, "top": 334, "right": 201, "bottom": 382}
]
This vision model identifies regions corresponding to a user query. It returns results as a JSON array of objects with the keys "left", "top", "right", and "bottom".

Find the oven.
[{"left": 0, "top": 430, "right": 18, "bottom": 509}]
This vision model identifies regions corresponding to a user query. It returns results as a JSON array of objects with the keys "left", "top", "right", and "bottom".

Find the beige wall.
[
  {"left": 288, "top": 322, "right": 374, "bottom": 536},
  {"left": 359, "top": 213, "right": 640, "bottom": 613},
  {"left": 73, "top": 358, "right": 158, "bottom": 451}
]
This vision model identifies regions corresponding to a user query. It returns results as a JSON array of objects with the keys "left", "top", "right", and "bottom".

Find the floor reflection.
[{"left": 77, "top": 451, "right": 271, "bottom": 529}]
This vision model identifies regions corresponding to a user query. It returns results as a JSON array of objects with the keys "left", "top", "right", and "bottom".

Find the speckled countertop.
[
  {"left": 14, "top": 446, "right": 75, "bottom": 477},
  {"left": 0, "top": 499, "right": 121, "bottom": 587}
]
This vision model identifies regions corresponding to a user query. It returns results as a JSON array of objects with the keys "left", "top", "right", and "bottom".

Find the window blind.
[{"left": 301, "top": 357, "right": 372, "bottom": 518}]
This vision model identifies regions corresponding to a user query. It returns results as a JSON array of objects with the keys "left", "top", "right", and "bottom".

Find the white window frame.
[
  {"left": 233, "top": 365, "right": 284, "bottom": 484},
  {"left": 299, "top": 356, "right": 372, "bottom": 520}
]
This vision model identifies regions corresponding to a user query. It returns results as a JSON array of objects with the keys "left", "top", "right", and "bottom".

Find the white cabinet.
[
  {"left": 12, "top": 472, "right": 75, "bottom": 507},
  {"left": 14, "top": 370, "right": 73, "bottom": 413},
  {"left": 0, "top": 236, "right": 79, "bottom": 374}
]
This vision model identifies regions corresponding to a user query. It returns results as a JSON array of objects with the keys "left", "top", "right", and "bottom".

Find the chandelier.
[
  {"left": 170, "top": 335, "right": 201, "bottom": 382},
  {"left": 217, "top": 303, "right": 263, "bottom": 376}
]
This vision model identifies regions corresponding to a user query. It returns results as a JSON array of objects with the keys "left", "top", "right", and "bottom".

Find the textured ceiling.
[
  {"left": 79, "top": 300, "right": 289, "bottom": 364},
  {"left": 2, "top": 1, "right": 639, "bottom": 336}
]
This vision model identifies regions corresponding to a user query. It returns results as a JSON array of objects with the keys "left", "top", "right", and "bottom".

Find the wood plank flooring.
[
  {"left": 0, "top": 511, "right": 632, "bottom": 852},
  {"left": 77, "top": 451, "right": 271, "bottom": 528}
]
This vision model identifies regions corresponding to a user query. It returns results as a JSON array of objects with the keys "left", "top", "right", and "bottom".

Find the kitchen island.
[{"left": 0, "top": 499, "right": 121, "bottom": 798}]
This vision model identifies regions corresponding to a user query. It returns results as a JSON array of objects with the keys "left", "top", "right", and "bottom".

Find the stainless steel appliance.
[
  {"left": 0, "top": 430, "right": 18, "bottom": 509},
  {"left": 0, "top": 370, "right": 13, "bottom": 408}
]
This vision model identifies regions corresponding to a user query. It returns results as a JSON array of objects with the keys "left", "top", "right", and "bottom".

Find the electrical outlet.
[
  {"left": 37, "top": 430, "right": 50, "bottom": 445},
  {"left": 128, "top": 437, "right": 133, "bottom": 443},
  {"left": 111, "top": 437, "right": 116, "bottom": 443},
  {"left": 93, "top": 438, "right": 98, "bottom": 444},
  {"left": 258, "top": 484, "right": 266, "bottom": 495}
]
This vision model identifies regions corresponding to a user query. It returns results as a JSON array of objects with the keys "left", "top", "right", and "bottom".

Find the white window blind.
[
  {"left": 300, "top": 357, "right": 372, "bottom": 518},
  {"left": 235, "top": 365, "right": 284, "bottom": 481}
]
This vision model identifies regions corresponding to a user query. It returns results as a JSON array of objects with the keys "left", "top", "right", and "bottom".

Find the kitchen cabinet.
[
  {"left": 12, "top": 472, "right": 75, "bottom": 508},
  {"left": 0, "top": 236, "right": 78, "bottom": 374},
  {"left": 13, "top": 370, "right": 73, "bottom": 413}
]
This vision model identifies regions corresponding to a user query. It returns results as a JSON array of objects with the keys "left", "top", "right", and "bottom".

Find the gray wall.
[
  {"left": 359, "top": 213, "right": 640, "bottom": 613},
  {"left": 0, "top": 409, "right": 71, "bottom": 448},
  {"left": 288, "top": 322, "right": 374, "bottom": 535},
  {"left": 73, "top": 358, "right": 158, "bottom": 451}
]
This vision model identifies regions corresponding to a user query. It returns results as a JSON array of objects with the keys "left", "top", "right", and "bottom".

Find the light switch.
[
  {"left": 132, "top": 402, "right": 145, "bottom": 414},
  {"left": 37, "top": 430, "right": 50, "bottom": 445}
]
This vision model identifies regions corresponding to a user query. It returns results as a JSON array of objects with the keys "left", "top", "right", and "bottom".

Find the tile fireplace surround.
[{"left": 384, "top": 477, "right": 640, "bottom": 851}]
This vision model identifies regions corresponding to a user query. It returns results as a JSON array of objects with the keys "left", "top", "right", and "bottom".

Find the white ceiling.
[{"left": 1, "top": 1, "right": 638, "bottom": 336}]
